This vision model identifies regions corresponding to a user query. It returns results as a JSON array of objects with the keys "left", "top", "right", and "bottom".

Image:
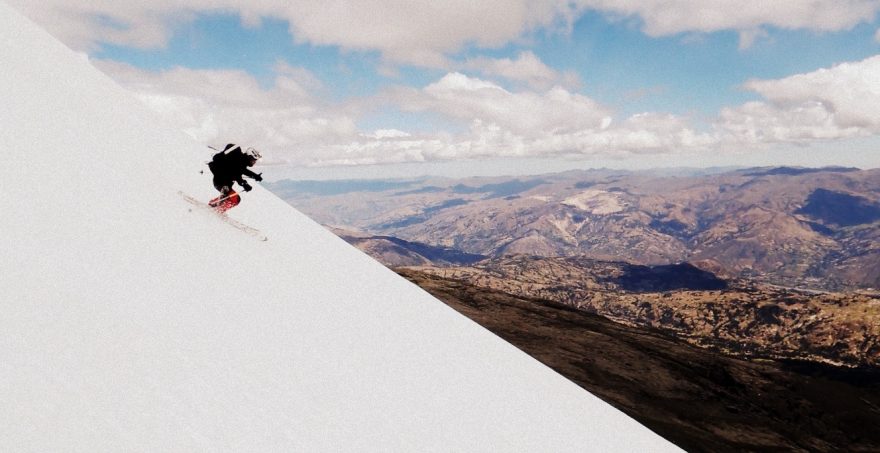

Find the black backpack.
[
  {"left": 208, "top": 144, "right": 241, "bottom": 174},
  {"left": 213, "top": 144, "right": 241, "bottom": 161}
]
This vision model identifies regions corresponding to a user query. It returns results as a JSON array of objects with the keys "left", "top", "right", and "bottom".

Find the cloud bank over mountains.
[
  {"left": 11, "top": 0, "right": 880, "bottom": 167},
  {"left": 95, "top": 56, "right": 880, "bottom": 166},
  {"left": 722, "top": 55, "right": 880, "bottom": 142}
]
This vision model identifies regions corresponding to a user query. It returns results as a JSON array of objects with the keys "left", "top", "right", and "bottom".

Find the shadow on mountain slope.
[
  {"left": 611, "top": 263, "right": 729, "bottom": 292},
  {"left": 796, "top": 188, "right": 880, "bottom": 227}
]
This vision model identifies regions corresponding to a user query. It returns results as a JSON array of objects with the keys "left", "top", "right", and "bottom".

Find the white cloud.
[
  {"left": 278, "top": 1, "right": 575, "bottom": 68},
  {"left": 375, "top": 72, "right": 714, "bottom": 160},
  {"left": 417, "top": 72, "right": 611, "bottom": 135},
  {"left": 718, "top": 55, "right": 880, "bottom": 143},
  {"left": 584, "top": 0, "right": 880, "bottom": 47},
  {"left": 95, "top": 60, "right": 359, "bottom": 162},
  {"left": 392, "top": 57, "right": 880, "bottom": 160},
  {"left": 364, "top": 129, "right": 412, "bottom": 139},
  {"left": 7, "top": 1, "right": 584, "bottom": 67},
  {"left": 462, "top": 51, "right": 580, "bottom": 90},
  {"left": 12, "top": 0, "right": 876, "bottom": 67},
  {"left": 93, "top": 56, "right": 880, "bottom": 166},
  {"left": 97, "top": 61, "right": 719, "bottom": 165}
]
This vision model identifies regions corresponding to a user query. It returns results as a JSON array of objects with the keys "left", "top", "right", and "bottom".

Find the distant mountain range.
[
  {"left": 270, "top": 166, "right": 880, "bottom": 291},
  {"left": 270, "top": 166, "right": 880, "bottom": 368}
]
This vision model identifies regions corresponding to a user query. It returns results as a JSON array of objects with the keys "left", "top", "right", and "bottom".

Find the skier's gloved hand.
[
  {"left": 241, "top": 181, "right": 253, "bottom": 192},
  {"left": 254, "top": 173, "right": 263, "bottom": 182}
]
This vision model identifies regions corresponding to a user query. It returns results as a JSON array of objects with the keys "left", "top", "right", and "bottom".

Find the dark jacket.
[{"left": 208, "top": 144, "right": 260, "bottom": 188}]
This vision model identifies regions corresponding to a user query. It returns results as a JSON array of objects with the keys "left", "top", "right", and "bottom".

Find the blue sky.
[
  {"left": 95, "top": 9, "right": 880, "bottom": 115},
  {"left": 98, "top": 15, "right": 390, "bottom": 98},
  {"left": 10, "top": 1, "right": 880, "bottom": 177}
]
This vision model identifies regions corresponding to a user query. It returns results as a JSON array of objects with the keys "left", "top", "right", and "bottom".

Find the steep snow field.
[{"left": 0, "top": 3, "right": 679, "bottom": 451}]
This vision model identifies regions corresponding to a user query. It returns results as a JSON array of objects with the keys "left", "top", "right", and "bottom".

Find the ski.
[{"left": 178, "top": 191, "right": 268, "bottom": 241}]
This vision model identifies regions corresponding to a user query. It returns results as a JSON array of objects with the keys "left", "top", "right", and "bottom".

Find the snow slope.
[{"left": 0, "top": 3, "right": 680, "bottom": 451}]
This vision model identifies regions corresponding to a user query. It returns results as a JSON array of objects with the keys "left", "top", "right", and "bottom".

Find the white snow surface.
[{"left": 0, "top": 4, "right": 680, "bottom": 452}]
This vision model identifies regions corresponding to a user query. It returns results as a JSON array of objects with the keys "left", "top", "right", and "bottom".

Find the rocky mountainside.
[
  {"left": 404, "top": 255, "right": 880, "bottom": 368},
  {"left": 270, "top": 167, "right": 880, "bottom": 291},
  {"left": 399, "top": 268, "right": 880, "bottom": 453},
  {"left": 329, "top": 222, "right": 880, "bottom": 367}
]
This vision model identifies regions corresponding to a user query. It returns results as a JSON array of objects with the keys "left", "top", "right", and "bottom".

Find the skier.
[{"left": 207, "top": 143, "right": 263, "bottom": 213}]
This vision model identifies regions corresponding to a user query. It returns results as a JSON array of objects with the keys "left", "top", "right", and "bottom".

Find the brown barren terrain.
[{"left": 405, "top": 255, "right": 880, "bottom": 368}]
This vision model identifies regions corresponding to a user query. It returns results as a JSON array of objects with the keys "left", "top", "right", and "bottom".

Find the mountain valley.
[{"left": 270, "top": 166, "right": 880, "bottom": 291}]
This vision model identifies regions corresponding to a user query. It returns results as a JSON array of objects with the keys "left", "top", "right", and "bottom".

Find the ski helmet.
[{"left": 245, "top": 147, "right": 262, "bottom": 160}]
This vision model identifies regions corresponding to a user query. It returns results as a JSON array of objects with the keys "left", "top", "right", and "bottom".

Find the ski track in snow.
[{"left": 179, "top": 191, "right": 268, "bottom": 241}]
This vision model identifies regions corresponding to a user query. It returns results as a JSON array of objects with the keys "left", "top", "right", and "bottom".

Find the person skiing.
[{"left": 207, "top": 143, "right": 263, "bottom": 213}]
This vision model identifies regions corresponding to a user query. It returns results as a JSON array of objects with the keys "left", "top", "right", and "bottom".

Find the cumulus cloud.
[
  {"left": 278, "top": 1, "right": 584, "bottom": 68},
  {"left": 7, "top": 0, "right": 584, "bottom": 67},
  {"left": 461, "top": 51, "right": 580, "bottom": 90},
  {"left": 95, "top": 60, "right": 360, "bottom": 163},
  {"left": 373, "top": 72, "right": 713, "bottom": 160},
  {"left": 365, "top": 58, "right": 880, "bottom": 162},
  {"left": 103, "top": 64, "right": 708, "bottom": 166},
  {"left": 584, "top": 0, "right": 880, "bottom": 48},
  {"left": 91, "top": 56, "right": 880, "bottom": 166},
  {"left": 11, "top": 1, "right": 878, "bottom": 66},
  {"left": 95, "top": 60, "right": 718, "bottom": 165},
  {"left": 718, "top": 55, "right": 880, "bottom": 143},
  {"left": 416, "top": 72, "right": 610, "bottom": 135}
]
